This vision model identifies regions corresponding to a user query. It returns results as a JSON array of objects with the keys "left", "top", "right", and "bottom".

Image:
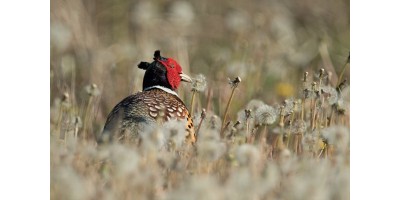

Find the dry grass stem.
[{"left": 221, "top": 76, "right": 241, "bottom": 137}]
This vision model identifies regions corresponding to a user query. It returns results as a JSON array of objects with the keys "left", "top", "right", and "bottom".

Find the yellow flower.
[{"left": 275, "top": 82, "right": 294, "bottom": 98}]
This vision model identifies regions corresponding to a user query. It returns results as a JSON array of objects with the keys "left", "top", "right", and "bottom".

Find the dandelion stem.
[
  {"left": 273, "top": 106, "right": 285, "bottom": 154},
  {"left": 315, "top": 95, "right": 325, "bottom": 131},
  {"left": 56, "top": 92, "right": 69, "bottom": 139},
  {"left": 318, "top": 143, "right": 326, "bottom": 158},
  {"left": 74, "top": 119, "right": 80, "bottom": 140},
  {"left": 293, "top": 134, "right": 299, "bottom": 155},
  {"left": 261, "top": 125, "right": 268, "bottom": 145},
  {"left": 286, "top": 124, "right": 292, "bottom": 148},
  {"left": 301, "top": 99, "right": 304, "bottom": 120},
  {"left": 336, "top": 79, "right": 348, "bottom": 95},
  {"left": 286, "top": 102, "right": 298, "bottom": 148},
  {"left": 310, "top": 82, "right": 317, "bottom": 130},
  {"left": 221, "top": 88, "right": 236, "bottom": 133},
  {"left": 195, "top": 109, "right": 206, "bottom": 136},
  {"left": 298, "top": 134, "right": 303, "bottom": 155},
  {"left": 324, "top": 112, "right": 329, "bottom": 128},
  {"left": 312, "top": 101, "right": 319, "bottom": 131},
  {"left": 221, "top": 121, "right": 231, "bottom": 136},
  {"left": 328, "top": 105, "right": 336, "bottom": 126},
  {"left": 190, "top": 90, "right": 197, "bottom": 115},
  {"left": 206, "top": 87, "right": 212, "bottom": 112},
  {"left": 272, "top": 135, "right": 279, "bottom": 152},
  {"left": 249, "top": 125, "right": 259, "bottom": 144},
  {"left": 246, "top": 120, "right": 250, "bottom": 143},
  {"left": 301, "top": 72, "right": 308, "bottom": 121},
  {"left": 318, "top": 68, "right": 325, "bottom": 90},
  {"left": 286, "top": 136, "right": 291, "bottom": 149},
  {"left": 221, "top": 77, "right": 241, "bottom": 137},
  {"left": 327, "top": 144, "right": 334, "bottom": 159},
  {"left": 56, "top": 106, "right": 63, "bottom": 137},
  {"left": 310, "top": 101, "right": 314, "bottom": 129},
  {"left": 324, "top": 144, "right": 328, "bottom": 158},
  {"left": 83, "top": 95, "right": 93, "bottom": 140}
]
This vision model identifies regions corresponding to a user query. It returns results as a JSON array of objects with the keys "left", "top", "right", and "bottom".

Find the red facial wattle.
[{"left": 158, "top": 58, "right": 182, "bottom": 90}]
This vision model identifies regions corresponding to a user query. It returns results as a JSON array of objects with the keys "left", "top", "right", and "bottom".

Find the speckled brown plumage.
[{"left": 100, "top": 88, "right": 195, "bottom": 144}]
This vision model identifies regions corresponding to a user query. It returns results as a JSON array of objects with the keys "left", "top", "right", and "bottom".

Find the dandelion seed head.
[
  {"left": 278, "top": 149, "right": 295, "bottom": 173},
  {"left": 302, "top": 88, "right": 314, "bottom": 99},
  {"left": 191, "top": 74, "right": 207, "bottom": 92},
  {"left": 321, "top": 86, "right": 338, "bottom": 105},
  {"left": 197, "top": 140, "right": 227, "bottom": 161},
  {"left": 255, "top": 104, "right": 277, "bottom": 125},
  {"left": 235, "top": 144, "right": 261, "bottom": 167},
  {"left": 157, "top": 151, "right": 178, "bottom": 169},
  {"left": 321, "top": 125, "right": 349, "bottom": 151},
  {"left": 280, "top": 148, "right": 291, "bottom": 160},
  {"left": 197, "top": 128, "right": 220, "bottom": 142},
  {"left": 292, "top": 119, "right": 307, "bottom": 133},
  {"left": 336, "top": 98, "right": 349, "bottom": 115},
  {"left": 302, "top": 131, "right": 320, "bottom": 152},
  {"left": 236, "top": 100, "right": 264, "bottom": 130},
  {"left": 52, "top": 166, "right": 93, "bottom": 200},
  {"left": 236, "top": 109, "right": 247, "bottom": 124},
  {"left": 192, "top": 113, "right": 202, "bottom": 127},
  {"left": 161, "top": 119, "right": 187, "bottom": 149},
  {"left": 246, "top": 99, "right": 264, "bottom": 111},
  {"left": 244, "top": 109, "right": 252, "bottom": 119},
  {"left": 260, "top": 162, "right": 281, "bottom": 192},
  {"left": 108, "top": 144, "right": 140, "bottom": 177},
  {"left": 281, "top": 98, "right": 296, "bottom": 115},
  {"left": 236, "top": 109, "right": 254, "bottom": 131},
  {"left": 204, "top": 114, "right": 222, "bottom": 131},
  {"left": 167, "top": 176, "right": 222, "bottom": 200}
]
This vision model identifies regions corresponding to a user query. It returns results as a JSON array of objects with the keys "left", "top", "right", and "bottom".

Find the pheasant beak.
[{"left": 180, "top": 73, "right": 192, "bottom": 83}]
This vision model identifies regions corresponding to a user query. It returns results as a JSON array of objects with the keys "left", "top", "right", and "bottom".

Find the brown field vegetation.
[{"left": 51, "top": 0, "right": 349, "bottom": 199}]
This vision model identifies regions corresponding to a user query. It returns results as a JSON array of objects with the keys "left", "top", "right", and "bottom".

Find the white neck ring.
[{"left": 143, "top": 86, "right": 178, "bottom": 96}]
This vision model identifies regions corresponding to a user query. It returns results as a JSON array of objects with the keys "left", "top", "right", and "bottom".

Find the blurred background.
[{"left": 50, "top": 0, "right": 349, "bottom": 136}]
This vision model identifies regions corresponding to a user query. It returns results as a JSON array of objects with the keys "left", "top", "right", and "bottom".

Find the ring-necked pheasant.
[{"left": 98, "top": 50, "right": 196, "bottom": 145}]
